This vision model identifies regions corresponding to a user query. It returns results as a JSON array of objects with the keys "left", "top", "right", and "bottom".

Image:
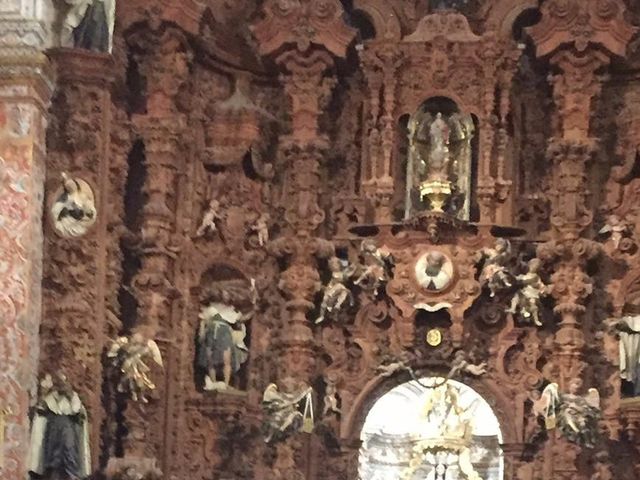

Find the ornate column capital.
[
  {"left": 251, "top": 0, "right": 356, "bottom": 58},
  {"left": 527, "top": 0, "right": 637, "bottom": 58}
]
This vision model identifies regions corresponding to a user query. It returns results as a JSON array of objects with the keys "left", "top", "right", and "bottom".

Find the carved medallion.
[
  {"left": 426, "top": 328, "right": 442, "bottom": 347},
  {"left": 414, "top": 250, "right": 454, "bottom": 292}
]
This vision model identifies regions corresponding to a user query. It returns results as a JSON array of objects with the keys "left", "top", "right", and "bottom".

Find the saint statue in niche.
[
  {"left": 406, "top": 100, "right": 475, "bottom": 220},
  {"left": 61, "top": 0, "right": 116, "bottom": 53},
  {"left": 415, "top": 251, "right": 454, "bottom": 292},
  {"left": 50, "top": 172, "right": 97, "bottom": 238},
  {"left": 28, "top": 374, "right": 91, "bottom": 479},
  {"left": 197, "top": 302, "right": 250, "bottom": 392}
]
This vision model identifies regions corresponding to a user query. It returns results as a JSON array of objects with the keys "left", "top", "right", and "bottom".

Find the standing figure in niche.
[
  {"left": 427, "top": 112, "right": 451, "bottom": 179},
  {"left": 28, "top": 374, "right": 91, "bottom": 479},
  {"left": 322, "top": 375, "right": 341, "bottom": 417},
  {"left": 477, "top": 238, "right": 513, "bottom": 297},
  {"left": 507, "top": 258, "right": 548, "bottom": 326},
  {"left": 197, "top": 302, "right": 250, "bottom": 392},
  {"left": 61, "top": 0, "right": 116, "bottom": 53},
  {"left": 611, "top": 315, "right": 640, "bottom": 395},
  {"left": 315, "top": 257, "right": 355, "bottom": 324}
]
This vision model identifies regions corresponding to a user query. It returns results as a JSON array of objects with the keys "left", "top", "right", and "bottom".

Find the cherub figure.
[
  {"left": 262, "top": 383, "right": 313, "bottom": 443},
  {"left": 447, "top": 350, "right": 488, "bottom": 379},
  {"left": 506, "top": 258, "right": 548, "bottom": 326},
  {"left": 477, "top": 238, "right": 513, "bottom": 297},
  {"left": 354, "top": 240, "right": 394, "bottom": 295},
  {"left": 599, "top": 214, "right": 630, "bottom": 250},
  {"left": 376, "top": 352, "right": 415, "bottom": 378},
  {"left": 196, "top": 199, "right": 224, "bottom": 237},
  {"left": 532, "top": 379, "right": 601, "bottom": 448},
  {"left": 322, "top": 375, "right": 341, "bottom": 417},
  {"left": 249, "top": 213, "right": 270, "bottom": 247},
  {"left": 51, "top": 172, "right": 97, "bottom": 237},
  {"left": 315, "top": 257, "right": 356, "bottom": 324},
  {"left": 107, "top": 334, "right": 163, "bottom": 403}
]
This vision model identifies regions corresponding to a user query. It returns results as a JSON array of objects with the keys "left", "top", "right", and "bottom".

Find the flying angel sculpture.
[{"left": 532, "top": 380, "right": 600, "bottom": 448}]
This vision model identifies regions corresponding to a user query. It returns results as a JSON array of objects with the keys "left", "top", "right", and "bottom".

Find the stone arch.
[
  {"left": 353, "top": 0, "right": 402, "bottom": 41},
  {"left": 484, "top": 0, "right": 540, "bottom": 39},
  {"left": 341, "top": 371, "right": 519, "bottom": 445}
]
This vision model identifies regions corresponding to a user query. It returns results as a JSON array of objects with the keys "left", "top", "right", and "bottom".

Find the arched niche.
[
  {"left": 352, "top": 0, "right": 402, "bottom": 41},
  {"left": 403, "top": 97, "right": 479, "bottom": 221},
  {"left": 358, "top": 377, "right": 503, "bottom": 480}
]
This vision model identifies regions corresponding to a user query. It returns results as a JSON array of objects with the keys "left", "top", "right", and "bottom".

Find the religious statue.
[
  {"left": 196, "top": 199, "right": 224, "bottom": 238},
  {"left": 249, "top": 213, "right": 270, "bottom": 247},
  {"left": 354, "top": 240, "right": 394, "bottom": 296},
  {"left": 376, "top": 357, "right": 412, "bottom": 378},
  {"left": 446, "top": 350, "right": 488, "bottom": 379},
  {"left": 405, "top": 106, "right": 474, "bottom": 219},
  {"left": 61, "top": 0, "right": 116, "bottom": 53},
  {"left": 262, "top": 382, "right": 314, "bottom": 443},
  {"left": 322, "top": 375, "right": 341, "bottom": 417},
  {"left": 506, "top": 258, "right": 548, "bottom": 326},
  {"left": 599, "top": 214, "right": 631, "bottom": 250},
  {"left": 610, "top": 315, "right": 640, "bottom": 396},
  {"left": 197, "top": 302, "right": 250, "bottom": 392},
  {"left": 315, "top": 257, "right": 355, "bottom": 324},
  {"left": 477, "top": 238, "right": 514, "bottom": 297},
  {"left": 51, "top": 172, "right": 97, "bottom": 238},
  {"left": 107, "top": 334, "right": 164, "bottom": 403},
  {"left": 27, "top": 374, "right": 91, "bottom": 479},
  {"left": 415, "top": 250, "right": 454, "bottom": 292},
  {"left": 532, "top": 379, "right": 601, "bottom": 448}
]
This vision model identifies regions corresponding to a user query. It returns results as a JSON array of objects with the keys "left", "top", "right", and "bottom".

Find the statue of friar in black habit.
[
  {"left": 61, "top": 0, "right": 116, "bottom": 53},
  {"left": 27, "top": 373, "right": 91, "bottom": 479}
]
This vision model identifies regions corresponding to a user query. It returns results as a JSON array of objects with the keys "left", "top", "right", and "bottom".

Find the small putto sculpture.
[
  {"left": 447, "top": 350, "right": 488, "bottom": 379},
  {"left": 249, "top": 213, "right": 270, "bottom": 247},
  {"left": 477, "top": 238, "right": 513, "bottom": 297},
  {"left": 107, "top": 334, "right": 164, "bottom": 403},
  {"left": 506, "top": 258, "right": 548, "bottom": 326},
  {"left": 322, "top": 375, "right": 341, "bottom": 417},
  {"left": 196, "top": 199, "right": 224, "bottom": 238},
  {"left": 599, "top": 214, "right": 631, "bottom": 250},
  {"left": 61, "top": 0, "right": 116, "bottom": 53},
  {"left": 532, "top": 379, "right": 601, "bottom": 448},
  {"left": 197, "top": 302, "right": 250, "bottom": 392},
  {"left": 354, "top": 240, "right": 394, "bottom": 296},
  {"left": 51, "top": 172, "right": 97, "bottom": 237},
  {"left": 28, "top": 373, "right": 91, "bottom": 479},
  {"left": 262, "top": 382, "right": 314, "bottom": 443},
  {"left": 315, "top": 257, "right": 355, "bottom": 324}
]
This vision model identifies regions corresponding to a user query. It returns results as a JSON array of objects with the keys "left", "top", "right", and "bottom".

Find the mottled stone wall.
[{"left": 0, "top": 0, "right": 53, "bottom": 477}]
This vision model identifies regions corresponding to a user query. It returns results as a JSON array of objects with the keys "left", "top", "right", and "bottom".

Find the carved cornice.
[
  {"left": 252, "top": 0, "right": 356, "bottom": 58},
  {"left": 48, "top": 48, "right": 115, "bottom": 88},
  {"left": 0, "top": 51, "right": 54, "bottom": 112},
  {"left": 528, "top": 0, "right": 637, "bottom": 58}
]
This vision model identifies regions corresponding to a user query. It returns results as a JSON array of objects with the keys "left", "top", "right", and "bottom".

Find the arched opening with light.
[{"left": 359, "top": 377, "right": 503, "bottom": 480}]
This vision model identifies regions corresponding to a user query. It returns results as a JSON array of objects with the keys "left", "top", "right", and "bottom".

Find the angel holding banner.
[{"left": 532, "top": 379, "right": 600, "bottom": 448}]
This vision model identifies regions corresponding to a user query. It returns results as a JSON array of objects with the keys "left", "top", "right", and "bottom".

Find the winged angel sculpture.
[
  {"left": 108, "top": 334, "right": 164, "bottom": 403},
  {"left": 532, "top": 380, "right": 601, "bottom": 448}
]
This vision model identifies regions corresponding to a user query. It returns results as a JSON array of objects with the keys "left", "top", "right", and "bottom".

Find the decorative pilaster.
[
  {"left": 0, "top": 2, "right": 53, "bottom": 478},
  {"left": 253, "top": 0, "right": 356, "bottom": 383},
  {"left": 111, "top": 25, "right": 192, "bottom": 476},
  {"left": 528, "top": 1, "right": 636, "bottom": 478},
  {"left": 41, "top": 48, "right": 115, "bottom": 471}
]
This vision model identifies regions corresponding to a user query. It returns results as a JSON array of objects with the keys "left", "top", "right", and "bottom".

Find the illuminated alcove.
[{"left": 359, "top": 378, "right": 503, "bottom": 480}]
